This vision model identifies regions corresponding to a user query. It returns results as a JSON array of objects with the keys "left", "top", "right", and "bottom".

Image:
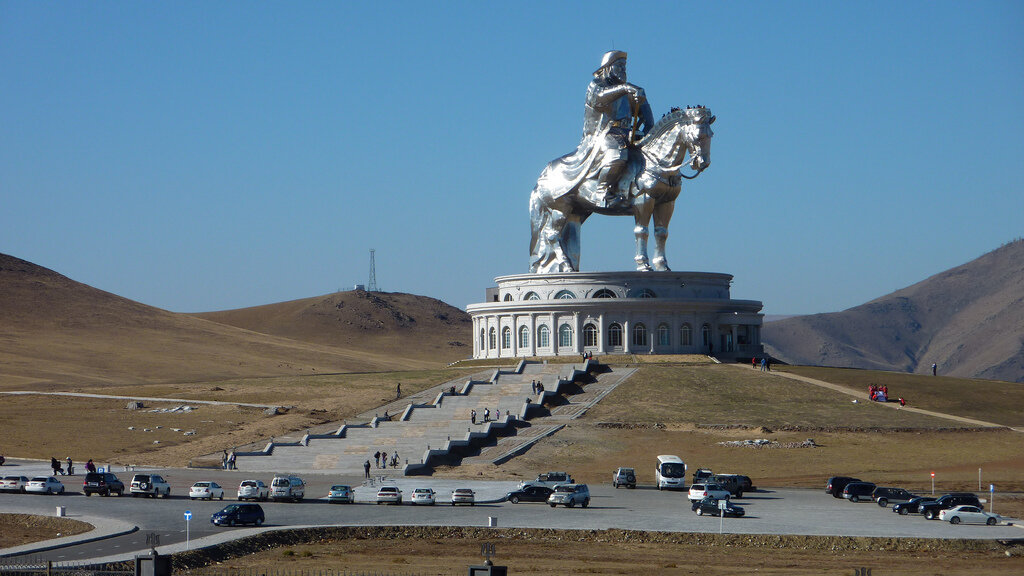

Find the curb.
[{"left": 0, "top": 518, "right": 139, "bottom": 559}]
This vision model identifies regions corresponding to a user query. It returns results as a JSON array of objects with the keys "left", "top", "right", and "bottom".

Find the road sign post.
[
  {"left": 719, "top": 499, "right": 728, "bottom": 534},
  {"left": 930, "top": 472, "right": 935, "bottom": 495},
  {"left": 184, "top": 510, "right": 192, "bottom": 550},
  {"left": 990, "top": 484, "right": 995, "bottom": 514}
]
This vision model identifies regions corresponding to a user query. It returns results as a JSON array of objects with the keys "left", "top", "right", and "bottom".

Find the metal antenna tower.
[{"left": 367, "top": 249, "right": 378, "bottom": 292}]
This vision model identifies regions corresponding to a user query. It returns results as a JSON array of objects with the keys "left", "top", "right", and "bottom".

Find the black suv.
[
  {"left": 692, "top": 468, "right": 713, "bottom": 484},
  {"left": 825, "top": 476, "right": 862, "bottom": 498},
  {"left": 83, "top": 472, "right": 124, "bottom": 497},
  {"left": 711, "top": 474, "right": 746, "bottom": 498},
  {"left": 872, "top": 486, "right": 917, "bottom": 508},
  {"left": 841, "top": 482, "right": 877, "bottom": 503},
  {"left": 919, "top": 493, "right": 982, "bottom": 520},
  {"left": 211, "top": 503, "right": 265, "bottom": 527}
]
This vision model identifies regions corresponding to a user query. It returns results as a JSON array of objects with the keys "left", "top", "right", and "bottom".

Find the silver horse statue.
[{"left": 529, "top": 106, "right": 715, "bottom": 273}]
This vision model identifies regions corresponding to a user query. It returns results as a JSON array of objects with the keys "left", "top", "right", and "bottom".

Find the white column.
[
  {"left": 529, "top": 314, "right": 537, "bottom": 357},
  {"left": 597, "top": 313, "right": 606, "bottom": 355},
  {"left": 623, "top": 316, "right": 631, "bottom": 354},
  {"left": 511, "top": 314, "right": 518, "bottom": 357},
  {"left": 574, "top": 312, "right": 582, "bottom": 355}
]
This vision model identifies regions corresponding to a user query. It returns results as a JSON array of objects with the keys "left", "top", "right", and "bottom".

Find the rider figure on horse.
[{"left": 584, "top": 50, "right": 655, "bottom": 208}]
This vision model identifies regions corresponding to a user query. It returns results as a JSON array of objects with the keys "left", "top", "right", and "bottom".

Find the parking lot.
[{"left": 2, "top": 460, "right": 1020, "bottom": 563}]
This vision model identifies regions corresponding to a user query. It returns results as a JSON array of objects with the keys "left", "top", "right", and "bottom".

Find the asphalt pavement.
[{"left": 1, "top": 459, "right": 1020, "bottom": 564}]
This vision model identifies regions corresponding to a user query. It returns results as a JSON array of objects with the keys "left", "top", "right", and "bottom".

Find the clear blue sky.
[{"left": 3, "top": 1, "right": 1022, "bottom": 314}]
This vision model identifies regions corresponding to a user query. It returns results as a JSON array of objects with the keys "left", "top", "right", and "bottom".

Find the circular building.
[{"left": 467, "top": 271, "right": 763, "bottom": 360}]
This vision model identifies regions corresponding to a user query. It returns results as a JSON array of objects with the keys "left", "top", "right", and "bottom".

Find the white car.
[
  {"left": 25, "top": 476, "right": 64, "bottom": 495},
  {"left": 451, "top": 488, "right": 476, "bottom": 506},
  {"left": 189, "top": 481, "right": 225, "bottom": 500},
  {"left": 411, "top": 487, "right": 436, "bottom": 505},
  {"left": 237, "top": 479, "right": 269, "bottom": 501},
  {"left": 939, "top": 505, "right": 1002, "bottom": 525},
  {"left": 688, "top": 483, "right": 730, "bottom": 502},
  {"left": 0, "top": 475, "right": 30, "bottom": 493},
  {"left": 376, "top": 486, "right": 402, "bottom": 505}
]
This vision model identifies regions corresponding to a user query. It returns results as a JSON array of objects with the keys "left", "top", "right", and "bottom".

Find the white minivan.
[
  {"left": 270, "top": 475, "right": 305, "bottom": 502},
  {"left": 655, "top": 455, "right": 687, "bottom": 490}
]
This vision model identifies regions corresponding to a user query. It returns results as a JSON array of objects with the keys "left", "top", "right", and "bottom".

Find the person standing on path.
[
  {"left": 364, "top": 460, "right": 371, "bottom": 478},
  {"left": 396, "top": 382, "right": 402, "bottom": 399},
  {"left": 381, "top": 451, "right": 388, "bottom": 469},
  {"left": 471, "top": 409, "right": 477, "bottom": 424},
  {"left": 484, "top": 408, "right": 490, "bottom": 422},
  {"left": 932, "top": 363, "right": 937, "bottom": 376},
  {"left": 374, "top": 450, "right": 381, "bottom": 468}
]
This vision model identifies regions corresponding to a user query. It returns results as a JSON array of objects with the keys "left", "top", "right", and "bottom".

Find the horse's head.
[
  {"left": 639, "top": 106, "right": 715, "bottom": 176},
  {"left": 683, "top": 106, "right": 714, "bottom": 173}
]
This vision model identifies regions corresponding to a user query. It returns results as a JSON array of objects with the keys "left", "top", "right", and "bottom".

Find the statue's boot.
[{"left": 596, "top": 164, "right": 626, "bottom": 208}]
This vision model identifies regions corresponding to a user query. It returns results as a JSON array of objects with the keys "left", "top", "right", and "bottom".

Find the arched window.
[
  {"left": 524, "top": 292, "right": 540, "bottom": 301},
  {"left": 488, "top": 327, "right": 497, "bottom": 350},
  {"left": 657, "top": 323, "right": 671, "bottom": 346},
  {"left": 702, "top": 324, "right": 712, "bottom": 347},
  {"left": 558, "top": 324, "right": 573, "bottom": 347},
  {"left": 537, "top": 325, "right": 550, "bottom": 348},
  {"left": 501, "top": 326, "right": 511, "bottom": 349},
  {"left": 554, "top": 290, "right": 576, "bottom": 299},
  {"left": 479, "top": 328, "right": 485, "bottom": 351},
  {"left": 680, "top": 323, "right": 693, "bottom": 346},
  {"left": 633, "top": 322, "right": 648, "bottom": 347},
  {"left": 637, "top": 288, "right": 657, "bottom": 298},
  {"left": 607, "top": 323, "right": 623, "bottom": 347},
  {"left": 503, "top": 293, "right": 513, "bottom": 301},
  {"left": 593, "top": 289, "right": 616, "bottom": 299},
  {"left": 583, "top": 323, "right": 598, "bottom": 347},
  {"left": 518, "top": 325, "right": 530, "bottom": 349}
]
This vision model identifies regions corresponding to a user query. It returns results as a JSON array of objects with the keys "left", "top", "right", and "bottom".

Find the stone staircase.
[{"left": 229, "top": 359, "right": 612, "bottom": 475}]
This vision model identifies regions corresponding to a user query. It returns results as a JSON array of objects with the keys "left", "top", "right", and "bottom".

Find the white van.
[
  {"left": 270, "top": 475, "right": 305, "bottom": 502},
  {"left": 655, "top": 455, "right": 687, "bottom": 490}
]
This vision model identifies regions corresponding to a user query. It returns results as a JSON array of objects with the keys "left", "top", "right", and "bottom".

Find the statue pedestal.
[{"left": 467, "top": 271, "right": 763, "bottom": 360}]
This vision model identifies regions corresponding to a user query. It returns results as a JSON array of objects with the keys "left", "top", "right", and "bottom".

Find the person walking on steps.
[{"left": 364, "top": 460, "right": 371, "bottom": 478}]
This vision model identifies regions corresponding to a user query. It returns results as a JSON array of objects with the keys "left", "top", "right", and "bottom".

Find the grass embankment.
[
  {"left": 0, "top": 368, "right": 477, "bottom": 466},
  {"left": 0, "top": 514, "right": 92, "bottom": 549},
  {"left": 440, "top": 364, "right": 1024, "bottom": 497}
]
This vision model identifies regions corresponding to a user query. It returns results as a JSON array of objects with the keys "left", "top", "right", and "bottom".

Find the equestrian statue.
[{"left": 529, "top": 50, "right": 715, "bottom": 273}]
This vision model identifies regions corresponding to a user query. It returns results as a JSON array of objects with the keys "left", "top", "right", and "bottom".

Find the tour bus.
[{"left": 655, "top": 455, "right": 687, "bottom": 490}]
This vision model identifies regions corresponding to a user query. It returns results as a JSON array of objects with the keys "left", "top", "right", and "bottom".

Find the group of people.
[
  {"left": 221, "top": 450, "right": 237, "bottom": 470},
  {"left": 531, "top": 380, "right": 545, "bottom": 395},
  {"left": 50, "top": 456, "right": 75, "bottom": 476},
  {"left": 868, "top": 384, "right": 907, "bottom": 407},
  {"left": 372, "top": 450, "right": 399, "bottom": 470},
  {"left": 751, "top": 357, "right": 771, "bottom": 371},
  {"left": 470, "top": 407, "right": 504, "bottom": 424}
]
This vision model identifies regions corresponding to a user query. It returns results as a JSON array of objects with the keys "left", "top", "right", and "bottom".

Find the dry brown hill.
[
  {"left": 0, "top": 254, "right": 466, "bottom": 389},
  {"left": 192, "top": 290, "right": 471, "bottom": 365},
  {"left": 763, "top": 239, "right": 1024, "bottom": 382}
]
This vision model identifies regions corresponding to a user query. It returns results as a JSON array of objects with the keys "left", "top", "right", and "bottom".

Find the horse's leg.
[
  {"left": 633, "top": 195, "right": 654, "bottom": 271},
  {"left": 651, "top": 198, "right": 676, "bottom": 271}
]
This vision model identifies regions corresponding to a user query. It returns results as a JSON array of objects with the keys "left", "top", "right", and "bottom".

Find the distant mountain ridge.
[{"left": 763, "top": 240, "right": 1024, "bottom": 383}]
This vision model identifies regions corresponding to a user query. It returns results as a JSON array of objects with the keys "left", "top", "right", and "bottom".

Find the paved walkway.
[{"left": 726, "top": 364, "right": 1010, "bottom": 429}]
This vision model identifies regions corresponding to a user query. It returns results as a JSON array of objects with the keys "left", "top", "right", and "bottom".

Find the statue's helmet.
[{"left": 595, "top": 50, "right": 627, "bottom": 74}]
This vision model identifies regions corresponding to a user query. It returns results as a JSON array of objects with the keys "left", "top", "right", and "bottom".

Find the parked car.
[
  {"left": 505, "top": 484, "right": 554, "bottom": 504},
  {"left": 520, "top": 472, "right": 573, "bottom": 489},
  {"left": 83, "top": 472, "right": 124, "bottom": 497},
  {"left": 237, "top": 479, "right": 269, "bottom": 501},
  {"left": 872, "top": 487, "right": 918, "bottom": 508},
  {"left": 692, "top": 497, "right": 745, "bottom": 518},
  {"left": 130, "top": 474, "right": 170, "bottom": 498},
  {"left": 26, "top": 476, "right": 64, "bottom": 495},
  {"left": 327, "top": 485, "right": 354, "bottom": 504},
  {"left": 376, "top": 486, "right": 402, "bottom": 505},
  {"left": 189, "top": 481, "right": 225, "bottom": 500},
  {"left": 825, "top": 476, "right": 862, "bottom": 498},
  {"left": 451, "top": 488, "right": 476, "bottom": 506},
  {"left": 211, "top": 503, "right": 264, "bottom": 527},
  {"left": 710, "top": 474, "right": 747, "bottom": 498},
  {"left": 892, "top": 497, "right": 937, "bottom": 515},
  {"left": 719, "top": 473, "right": 755, "bottom": 493},
  {"left": 691, "top": 468, "right": 714, "bottom": 485},
  {"left": 939, "top": 505, "right": 1001, "bottom": 525},
  {"left": 688, "top": 483, "right": 730, "bottom": 502},
  {"left": 547, "top": 484, "right": 590, "bottom": 508},
  {"left": 0, "top": 475, "right": 30, "bottom": 493},
  {"left": 411, "top": 488, "right": 436, "bottom": 506},
  {"left": 612, "top": 467, "right": 636, "bottom": 489},
  {"left": 920, "top": 493, "right": 982, "bottom": 520},
  {"left": 841, "top": 482, "right": 878, "bottom": 503},
  {"left": 270, "top": 476, "right": 305, "bottom": 502}
]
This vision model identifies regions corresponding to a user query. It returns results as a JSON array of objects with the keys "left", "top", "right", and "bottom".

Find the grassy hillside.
[{"left": 763, "top": 239, "right": 1024, "bottom": 383}]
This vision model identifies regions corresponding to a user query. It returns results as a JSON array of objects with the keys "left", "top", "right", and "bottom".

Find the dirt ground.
[{"left": 0, "top": 514, "right": 92, "bottom": 549}]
